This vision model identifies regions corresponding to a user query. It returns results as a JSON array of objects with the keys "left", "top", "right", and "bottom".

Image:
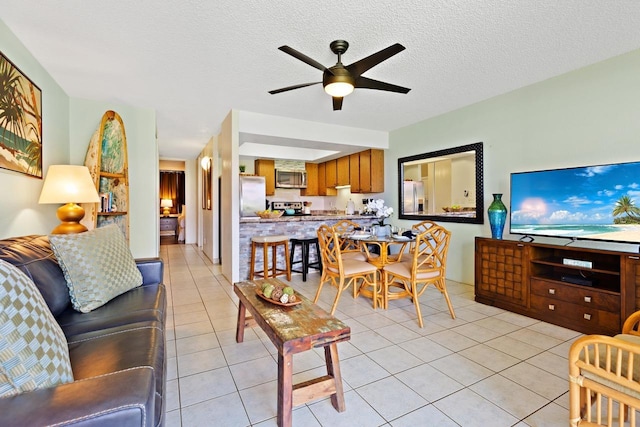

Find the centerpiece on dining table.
[{"left": 365, "top": 199, "right": 394, "bottom": 236}]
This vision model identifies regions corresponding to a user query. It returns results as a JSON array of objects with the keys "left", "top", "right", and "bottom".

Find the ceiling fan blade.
[
  {"left": 346, "top": 43, "right": 405, "bottom": 76},
  {"left": 278, "top": 46, "right": 332, "bottom": 74},
  {"left": 332, "top": 97, "right": 343, "bottom": 111},
  {"left": 269, "top": 82, "right": 321, "bottom": 95},
  {"left": 355, "top": 76, "right": 411, "bottom": 93}
]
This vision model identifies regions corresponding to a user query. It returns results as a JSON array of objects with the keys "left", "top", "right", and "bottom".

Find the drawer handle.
[
  {"left": 548, "top": 304, "right": 555, "bottom": 311},
  {"left": 548, "top": 288, "right": 556, "bottom": 295},
  {"left": 584, "top": 296, "right": 591, "bottom": 303},
  {"left": 584, "top": 313, "right": 592, "bottom": 321},
  {"left": 629, "top": 256, "right": 640, "bottom": 260}
]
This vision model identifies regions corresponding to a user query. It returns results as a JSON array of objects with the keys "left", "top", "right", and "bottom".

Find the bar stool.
[
  {"left": 289, "top": 237, "right": 322, "bottom": 281},
  {"left": 249, "top": 235, "right": 291, "bottom": 281}
]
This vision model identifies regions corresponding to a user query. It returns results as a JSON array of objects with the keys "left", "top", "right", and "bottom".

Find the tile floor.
[{"left": 161, "top": 244, "right": 579, "bottom": 426}]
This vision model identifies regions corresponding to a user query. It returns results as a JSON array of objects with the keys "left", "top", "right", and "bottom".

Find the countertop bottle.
[{"left": 346, "top": 199, "right": 355, "bottom": 215}]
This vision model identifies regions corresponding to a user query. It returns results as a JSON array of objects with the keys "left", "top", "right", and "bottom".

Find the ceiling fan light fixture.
[
  {"left": 323, "top": 66, "right": 355, "bottom": 97},
  {"left": 270, "top": 40, "right": 410, "bottom": 110},
  {"left": 324, "top": 81, "right": 354, "bottom": 97}
]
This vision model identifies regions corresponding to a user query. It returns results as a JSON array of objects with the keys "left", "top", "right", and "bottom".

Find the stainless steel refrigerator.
[
  {"left": 403, "top": 180, "right": 425, "bottom": 214},
  {"left": 240, "top": 176, "right": 266, "bottom": 218}
]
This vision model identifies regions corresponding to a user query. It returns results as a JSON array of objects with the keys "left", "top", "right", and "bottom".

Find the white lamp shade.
[
  {"left": 324, "top": 82, "right": 354, "bottom": 97},
  {"left": 38, "top": 165, "right": 100, "bottom": 204},
  {"left": 160, "top": 199, "right": 173, "bottom": 208}
]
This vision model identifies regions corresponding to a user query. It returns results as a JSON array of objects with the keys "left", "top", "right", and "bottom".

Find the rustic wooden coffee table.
[{"left": 234, "top": 279, "right": 350, "bottom": 427}]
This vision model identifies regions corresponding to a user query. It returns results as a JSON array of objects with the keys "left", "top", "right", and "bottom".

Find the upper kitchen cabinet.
[
  {"left": 254, "top": 159, "right": 275, "bottom": 195},
  {"left": 325, "top": 159, "right": 338, "bottom": 188},
  {"left": 337, "top": 156, "right": 350, "bottom": 186},
  {"left": 357, "top": 149, "right": 384, "bottom": 193},
  {"left": 349, "top": 153, "right": 360, "bottom": 193},
  {"left": 317, "top": 162, "right": 336, "bottom": 196},
  {"left": 301, "top": 163, "right": 319, "bottom": 196}
]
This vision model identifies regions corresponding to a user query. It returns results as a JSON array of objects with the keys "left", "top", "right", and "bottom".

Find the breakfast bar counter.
[{"left": 239, "top": 213, "right": 377, "bottom": 281}]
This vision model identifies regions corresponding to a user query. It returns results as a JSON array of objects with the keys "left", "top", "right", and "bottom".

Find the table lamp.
[
  {"left": 161, "top": 199, "right": 173, "bottom": 216},
  {"left": 38, "top": 165, "right": 100, "bottom": 234}
]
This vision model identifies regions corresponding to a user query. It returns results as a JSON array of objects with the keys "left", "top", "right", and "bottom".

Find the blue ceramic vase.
[{"left": 488, "top": 193, "right": 507, "bottom": 239}]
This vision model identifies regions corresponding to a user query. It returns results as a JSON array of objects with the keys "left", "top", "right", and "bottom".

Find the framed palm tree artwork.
[{"left": 0, "top": 51, "right": 42, "bottom": 178}]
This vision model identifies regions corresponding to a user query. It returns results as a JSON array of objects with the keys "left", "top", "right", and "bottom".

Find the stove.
[{"left": 271, "top": 201, "right": 309, "bottom": 215}]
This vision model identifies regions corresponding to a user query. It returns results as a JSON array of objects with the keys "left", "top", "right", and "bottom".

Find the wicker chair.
[
  {"left": 402, "top": 219, "right": 440, "bottom": 258},
  {"left": 569, "top": 311, "right": 640, "bottom": 426},
  {"left": 381, "top": 224, "right": 455, "bottom": 327},
  {"left": 332, "top": 219, "right": 368, "bottom": 261},
  {"left": 314, "top": 224, "right": 379, "bottom": 314},
  {"left": 411, "top": 219, "right": 439, "bottom": 234}
]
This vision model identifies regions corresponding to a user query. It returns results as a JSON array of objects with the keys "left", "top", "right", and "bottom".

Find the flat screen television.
[{"left": 510, "top": 160, "right": 640, "bottom": 245}]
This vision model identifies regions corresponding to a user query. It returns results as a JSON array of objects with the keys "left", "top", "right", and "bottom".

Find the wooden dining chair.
[
  {"left": 411, "top": 220, "right": 439, "bottom": 234},
  {"left": 315, "top": 224, "right": 380, "bottom": 314},
  {"left": 403, "top": 219, "right": 439, "bottom": 257},
  {"left": 332, "top": 219, "right": 368, "bottom": 261},
  {"left": 381, "top": 224, "right": 455, "bottom": 327}
]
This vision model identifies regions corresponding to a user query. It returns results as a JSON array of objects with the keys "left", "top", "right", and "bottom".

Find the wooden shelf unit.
[
  {"left": 82, "top": 110, "right": 130, "bottom": 241},
  {"left": 475, "top": 237, "right": 638, "bottom": 335}
]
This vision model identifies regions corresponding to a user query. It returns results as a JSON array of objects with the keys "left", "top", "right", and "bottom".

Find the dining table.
[{"left": 342, "top": 231, "right": 416, "bottom": 307}]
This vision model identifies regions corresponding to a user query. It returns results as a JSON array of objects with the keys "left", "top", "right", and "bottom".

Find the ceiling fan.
[{"left": 269, "top": 40, "right": 411, "bottom": 111}]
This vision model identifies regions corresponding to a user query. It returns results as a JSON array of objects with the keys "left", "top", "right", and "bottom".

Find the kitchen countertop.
[{"left": 240, "top": 213, "right": 377, "bottom": 223}]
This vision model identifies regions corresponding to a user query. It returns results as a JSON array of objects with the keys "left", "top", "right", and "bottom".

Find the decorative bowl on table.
[
  {"left": 256, "top": 210, "right": 283, "bottom": 219},
  {"left": 256, "top": 282, "right": 301, "bottom": 306}
]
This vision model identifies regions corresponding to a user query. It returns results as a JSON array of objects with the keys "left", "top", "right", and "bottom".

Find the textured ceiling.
[{"left": 2, "top": 1, "right": 640, "bottom": 160}]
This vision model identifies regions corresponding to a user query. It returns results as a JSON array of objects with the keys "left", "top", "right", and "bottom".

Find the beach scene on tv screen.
[{"left": 510, "top": 162, "right": 640, "bottom": 243}]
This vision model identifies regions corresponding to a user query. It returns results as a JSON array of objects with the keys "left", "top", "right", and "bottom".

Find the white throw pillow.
[
  {"left": 0, "top": 259, "right": 74, "bottom": 397},
  {"left": 49, "top": 224, "right": 142, "bottom": 313}
]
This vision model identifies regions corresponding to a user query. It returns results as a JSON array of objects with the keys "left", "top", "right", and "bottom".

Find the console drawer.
[
  {"left": 530, "top": 278, "right": 620, "bottom": 312},
  {"left": 530, "top": 293, "right": 620, "bottom": 333}
]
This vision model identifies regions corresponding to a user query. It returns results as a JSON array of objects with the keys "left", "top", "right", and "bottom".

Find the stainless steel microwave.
[{"left": 275, "top": 169, "right": 307, "bottom": 188}]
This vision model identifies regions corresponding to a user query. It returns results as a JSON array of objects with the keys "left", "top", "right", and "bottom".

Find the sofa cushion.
[
  {"left": 0, "top": 259, "right": 74, "bottom": 397},
  {"left": 0, "top": 235, "right": 70, "bottom": 316},
  {"left": 58, "top": 283, "right": 166, "bottom": 338},
  {"left": 67, "top": 324, "right": 165, "bottom": 425},
  {"left": 49, "top": 225, "right": 143, "bottom": 313}
]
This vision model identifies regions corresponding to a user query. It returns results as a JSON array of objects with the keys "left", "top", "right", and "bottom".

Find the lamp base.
[
  {"left": 51, "top": 203, "right": 88, "bottom": 234},
  {"left": 162, "top": 207, "right": 171, "bottom": 216}
]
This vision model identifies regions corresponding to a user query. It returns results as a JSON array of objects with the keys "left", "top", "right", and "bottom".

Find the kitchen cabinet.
[
  {"left": 325, "top": 159, "right": 337, "bottom": 188},
  {"left": 337, "top": 156, "right": 350, "bottom": 186},
  {"left": 301, "top": 163, "right": 319, "bottom": 196},
  {"left": 254, "top": 148, "right": 383, "bottom": 196},
  {"left": 357, "top": 149, "right": 384, "bottom": 193},
  {"left": 317, "top": 162, "right": 336, "bottom": 196},
  {"left": 255, "top": 159, "right": 275, "bottom": 196},
  {"left": 349, "top": 153, "right": 360, "bottom": 193}
]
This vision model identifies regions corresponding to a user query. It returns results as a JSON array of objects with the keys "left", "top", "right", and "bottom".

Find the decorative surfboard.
[{"left": 81, "top": 110, "right": 130, "bottom": 241}]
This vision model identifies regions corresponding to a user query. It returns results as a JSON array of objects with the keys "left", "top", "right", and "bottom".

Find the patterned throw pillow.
[
  {"left": 49, "top": 224, "right": 142, "bottom": 313},
  {"left": 0, "top": 259, "right": 74, "bottom": 397}
]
